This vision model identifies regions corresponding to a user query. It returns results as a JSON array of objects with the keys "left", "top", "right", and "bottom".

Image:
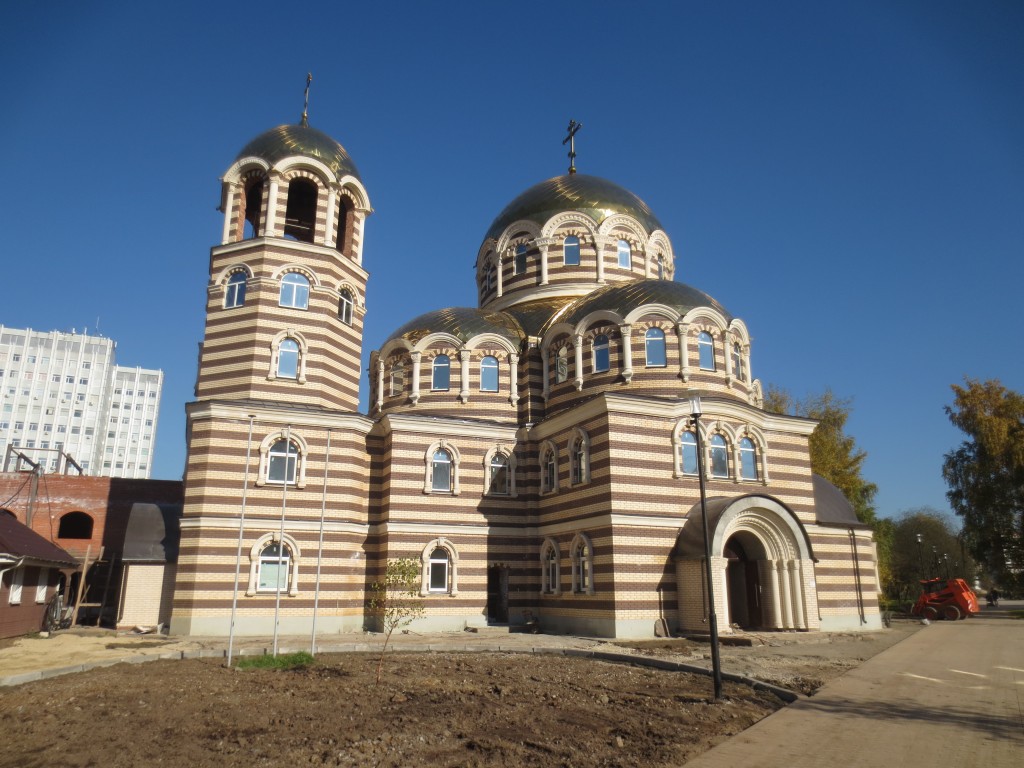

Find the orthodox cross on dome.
[
  {"left": 301, "top": 73, "right": 313, "bottom": 127},
  {"left": 563, "top": 120, "right": 582, "bottom": 175}
]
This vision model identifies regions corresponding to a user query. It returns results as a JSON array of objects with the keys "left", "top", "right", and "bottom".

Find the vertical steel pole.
[
  {"left": 226, "top": 415, "right": 255, "bottom": 666},
  {"left": 692, "top": 412, "right": 723, "bottom": 701},
  {"left": 272, "top": 427, "right": 291, "bottom": 657},
  {"left": 311, "top": 429, "right": 331, "bottom": 655}
]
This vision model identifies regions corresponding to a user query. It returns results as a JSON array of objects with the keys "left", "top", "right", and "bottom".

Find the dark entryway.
[
  {"left": 486, "top": 565, "right": 509, "bottom": 623},
  {"left": 725, "top": 535, "right": 763, "bottom": 629}
]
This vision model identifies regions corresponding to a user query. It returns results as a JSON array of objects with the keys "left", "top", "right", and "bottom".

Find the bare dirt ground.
[{"left": 0, "top": 621, "right": 919, "bottom": 768}]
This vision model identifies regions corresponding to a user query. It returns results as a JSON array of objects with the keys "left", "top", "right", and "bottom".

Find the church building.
[{"left": 170, "top": 113, "right": 881, "bottom": 638}]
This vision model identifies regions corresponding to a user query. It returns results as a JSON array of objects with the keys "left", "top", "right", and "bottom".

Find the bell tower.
[{"left": 195, "top": 120, "right": 372, "bottom": 411}]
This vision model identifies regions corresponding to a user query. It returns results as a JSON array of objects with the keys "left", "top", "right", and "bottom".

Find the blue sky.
[{"left": 1, "top": 1, "right": 1021, "bottom": 519}]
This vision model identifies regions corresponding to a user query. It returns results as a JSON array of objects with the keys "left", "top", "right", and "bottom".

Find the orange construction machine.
[{"left": 910, "top": 578, "right": 979, "bottom": 621}]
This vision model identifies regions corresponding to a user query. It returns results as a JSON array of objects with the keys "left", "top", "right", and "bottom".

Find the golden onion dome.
[
  {"left": 384, "top": 307, "right": 527, "bottom": 347},
  {"left": 484, "top": 174, "right": 663, "bottom": 242},
  {"left": 236, "top": 123, "right": 361, "bottom": 181}
]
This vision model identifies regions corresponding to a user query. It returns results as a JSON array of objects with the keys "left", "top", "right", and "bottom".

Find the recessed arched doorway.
[{"left": 724, "top": 532, "right": 765, "bottom": 629}]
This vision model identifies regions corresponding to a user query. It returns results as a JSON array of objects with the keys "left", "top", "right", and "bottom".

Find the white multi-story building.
[{"left": 0, "top": 326, "right": 163, "bottom": 479}]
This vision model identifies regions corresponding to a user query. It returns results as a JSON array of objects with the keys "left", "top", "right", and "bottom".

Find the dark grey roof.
[
  {"left": 236, "top": 123, "right": 361, "bottom": 181},
  {"left": 484, "top": 174, "right": 663, "bottom": 242},
  {"left": 0, "top": 514, "right": 76, "bottom": 566},
  {"left": 812, "top": 475, "right": 869, "bottom": 528},
  {"left": 122, "top": 503, "right": 183, "bottom": 562}
]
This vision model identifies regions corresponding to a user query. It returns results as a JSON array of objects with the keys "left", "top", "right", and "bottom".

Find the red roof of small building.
[{"left": 0, "top": 513, "right": 76, "bottom": 566}]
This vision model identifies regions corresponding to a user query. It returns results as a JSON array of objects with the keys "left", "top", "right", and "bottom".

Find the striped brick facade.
[{"left": 170, "top": 125, "right": 880, "bottom": 638}]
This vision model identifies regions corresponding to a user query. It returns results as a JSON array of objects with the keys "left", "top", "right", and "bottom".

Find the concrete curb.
[{"left": 0, "top": 641, "right": 802, "bottom": 702}]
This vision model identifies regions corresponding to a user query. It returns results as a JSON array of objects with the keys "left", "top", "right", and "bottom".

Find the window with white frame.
[
  {"left": 431, "top": 449, "right": 453, "bottom": 492},
  {"left": 420, "top": 538, "right": 458, "bottom": 596},
  {"left": 563, "top": 235, "right": 580, "bottom": 266},
  {"left": 680, "top": 430, "right": 698, "bottom": 475},
  {"left": 8, "top": 569, "right": 23, "bottom": 605},
  {"left": 432, "top": 354, "right": 451, "bottom": 391},
  {"left": 710, "top": 434, "right": 730, "bottom": 478},
  {"left": 541, "top": 443, "right": 558, "bottom": 493},
  {"left": 246, "top": 534, "right": 300, "bottom": 596},
  {"left": 279, "top": 272, "right": 310, "bottom": 309},
  {"left": 487, "top": 451, "right": 511, "bottom": 495},
  {"left": 732, "top": 342, "right": 745, "bottom": 381},
  {"left": 277, "top": 338, "right": 300, "bottom": 379},
  {"left": 592, "top": 334, "right": 610, "bottom": 373},
  {"left": 617, "top": 239, "right": 631, "bottom": 268},
  {"left": 645, "top": 328, "right": 667, "bottom": 367},
  {"left": 698, "top": 331, "right": 715, "bottom": 370},
  {"left": 571, "top": 533, "right": 595, "bottom": 594},
  {"left": 570, "top": 429, "right": 589, "bottom": 485},
  {"left": 338, "top": 289, "right": 354, "bottom": 325},
  {"left": 35, "top": 568, "right": 48, "bottom": 603},
  {"left": 224, "top": 271, "right": 247, "bottom": 309},
  {"left": 266, "top": 438, "right": 299, "bottom": 484},
  {"left": 739, "top": 437, "right": 758, "bottom": 480},
  {"left": 480, "top": 355, "right": 499, "bottom": 392},
  {"left": 541, "top": 539, "right": 561, "bottom": 595}
]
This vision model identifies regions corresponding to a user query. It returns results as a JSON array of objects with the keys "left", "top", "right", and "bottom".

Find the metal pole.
[
  {"left": 227, "top": 415, "right": 255, "bottom": 666},
  {"left": 691, "top": 410, "right": 723, "bottom": 701},
  {"left": 272, "top": 427, "right": 291, "bottom": 657},
  {"left": 311, "top": 429, "right": 331, "bottom": 656}
]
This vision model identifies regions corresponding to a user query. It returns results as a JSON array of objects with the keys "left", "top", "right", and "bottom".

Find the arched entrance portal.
[
  {"left": 724, "top": 533, "right": 764, "bottom": 629},
  {"left": 675, "top": 495, "right": 820, "bottom": 633}
]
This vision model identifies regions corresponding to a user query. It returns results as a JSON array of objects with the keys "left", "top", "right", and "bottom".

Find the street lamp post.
[
  {"left": 915, "top": 534, "right": 924, "bottom": 578},
  {"left": 689, "top": 394, "right": 723, "bottom": 701}
]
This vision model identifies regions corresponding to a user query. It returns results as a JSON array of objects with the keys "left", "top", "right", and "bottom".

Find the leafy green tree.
[
  {"left": 886, "top": 507, "right": 976, "bottom": 602},
  {"left": 764, "top": 387, "right": 878, "bottom": 524},
  {"left": 942, "top": 379, "right": 1024, "bottom": 592},
  {"left": 368, "top": 558, "right": 425, "bottom": 684}
]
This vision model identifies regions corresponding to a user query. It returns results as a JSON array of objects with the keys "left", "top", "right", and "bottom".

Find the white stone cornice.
[
  {"left": 185, "top": 399, "right": 373, "bottom": 432},
  {"left": 380, "top": 413, "right": 520, "bottom": 440},
  {"left": 210, "top": 239, "right": 370, "bottom": 281}
]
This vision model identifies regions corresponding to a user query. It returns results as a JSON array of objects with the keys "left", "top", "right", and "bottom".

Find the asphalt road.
[{"left": 685, "top": 602, "right": 1024, "bottom": 767}]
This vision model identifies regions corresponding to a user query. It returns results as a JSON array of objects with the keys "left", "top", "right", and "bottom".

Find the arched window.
[
  {"left": 592, "top": 334, "right": 609, "bottom": 373},
  {"left": 571, "top": 533, "right": 595, "bottom": 594},
  {"left": 740, "top": 437, "right": 758, "bottom": 480},
  {"left": 431, "top": 354, "right": 450, "bottom": 391},
  {"left": 541, "top": 539, "right": 561, "bottom": 595},
  {"left": 488, "top": 452, "right": 510, "bottom": 495},
  {"left": 514, "top": 244, "right": 528, "bottom": 275},
  {"left": 732, "top": 342, "right": 745, "bottom": 381},
  {"left": 338, "top": 289, "right": 354, "bottom": 325},
  {"left": 224, "top": 272, "right": 247, "bottom": 309},
  {"left": 277, "top": 338, "right": 300, "bottom": 379},
  {"left": 431, "top": 449, "right": 453, "bottom": 492},
  {"left": 283, "top": 178, "right": 317, "bottom": 242},
  {"left": 541, "top": 443, "right": 558, "bottom": 494},
  {"left": 563, "top": 235, "right": 580, "bottom": 266},
  {"left": 242, "top": 178, "right": 264, "bottom": 239},
  {"left": 680, "top": 431, "right": 698, "bottom": 475},
  {"left": 645, "top": 328, "right": 667, "bottom": 367},
  {"left": 280, "top": 273, "right": 310, "bottom": 309},
  {"left": 657, "top": 254, "right": 665, "bottom": 279},
  {"left": 257, "top": 541, "right": 292, "bottom": 592},
  {"left": 617, "top": 239, "right": 631, "bottom": 269},
  {"left": 555, "top": 347, "right": 569, "bottom": 383},
  {"left": 710, "top": 434, "right": 729, "bottom": 478},
  {"left": 57, "top": 511, "right": 93, "bottom": 539},
  {"left": 266, "top": 438, "right": 299, "bottom": 484},
  {"left": 336, "top": 195, "right": 355, "bottom": 255},
  {"left": 480, "top": 355, "right": 499, "bottom": 392},
  {"left": 389, "top": 360, "right": 404, "bottom": 396},
  {"left": 420, "top": 538, "right": 459, "bottom": 596},
  {"left": 428, "top": 547, "right": 451, "bottom": 592},
  {"left": 698, "top": 332, "right": 715, "bottom": 370},
  {"left": 570, "top": 430, "right": 589, "bottom": 485}
]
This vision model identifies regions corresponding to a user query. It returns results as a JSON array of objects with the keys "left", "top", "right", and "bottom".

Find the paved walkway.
[{"left": 685, "top": 603, "right": 1024, "bottom": 767}]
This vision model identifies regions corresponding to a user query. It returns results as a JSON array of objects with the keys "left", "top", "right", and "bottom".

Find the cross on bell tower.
[{"left": 563, "top": 120, "right": 582, "bottom": 175}]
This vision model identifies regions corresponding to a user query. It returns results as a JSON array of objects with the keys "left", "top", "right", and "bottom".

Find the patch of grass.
[
  {"left": 235, "top": 651, "right": 315, "bottom": 670},
  {"left": 1008, "top": 611, "right": 1024, "bottom": 620}
]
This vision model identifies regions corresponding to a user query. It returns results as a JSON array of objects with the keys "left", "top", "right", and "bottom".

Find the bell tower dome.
[{"left": 195, "top": 119, "right": 372, "bottom": 411}]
